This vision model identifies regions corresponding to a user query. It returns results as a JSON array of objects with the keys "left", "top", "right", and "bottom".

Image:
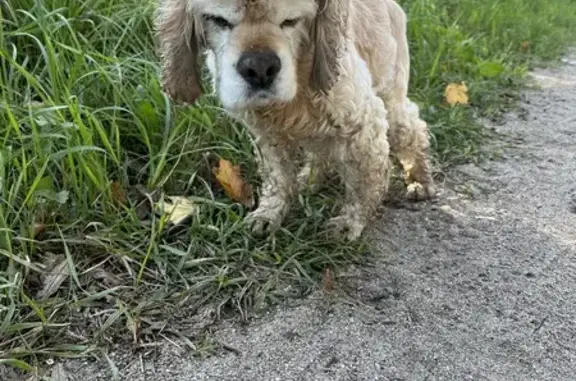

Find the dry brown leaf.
[
  {"left": 157, "top": 196, "right": 198, "bottom": 225},
  {"left": 110, "top": 180, "right": 127, "bottom": 206},
  {"left": 444, "top": 82, "right": 469, "bottom": 106},
  {"left": 212, "top": 159, "right": 255, "bottom": 208},
  {"left": 322, "top": 267, "right": 334, "bottom": 293},
  {"left": 36, "top": 257, "right": 69, "bottom": 299},
  {"left": 520, "top": 41, "right": 531, "bottom": 52},
  {"left": 33, "top": 223, "right": 46, "bottom": 237}
]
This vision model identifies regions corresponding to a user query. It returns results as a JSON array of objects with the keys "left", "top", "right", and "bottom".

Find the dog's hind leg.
[
  {"left": 377, "top": 6, "right": 436, "bottom": 201},
  {"left": 387, "top": 99, "right": 436, "bottom": 201}
]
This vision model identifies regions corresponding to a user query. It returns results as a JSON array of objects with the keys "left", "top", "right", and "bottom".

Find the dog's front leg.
[
  {"left": 327, "top": 100, "right": 391, "bottom": 241},
  {"left": 246, "top": 136, "right": 298, "bottom": 236}
]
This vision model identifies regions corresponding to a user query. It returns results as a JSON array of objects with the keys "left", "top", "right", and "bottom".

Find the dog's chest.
[{"left": 237, "top": 100, "right": 354, "bottom": 144}]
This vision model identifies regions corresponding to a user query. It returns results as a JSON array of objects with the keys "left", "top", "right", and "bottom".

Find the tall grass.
[{"left": 1, "top": 0, "right": 575, "bottom": 369}]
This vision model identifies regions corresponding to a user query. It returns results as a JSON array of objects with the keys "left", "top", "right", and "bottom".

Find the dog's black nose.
[{"left": 236, "top": 51, "right": 281, "bottom": 89}]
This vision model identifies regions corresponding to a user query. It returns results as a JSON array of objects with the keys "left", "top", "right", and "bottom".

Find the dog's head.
[{"left": 156, "top": 0, "right": 350, "bottom": 110}]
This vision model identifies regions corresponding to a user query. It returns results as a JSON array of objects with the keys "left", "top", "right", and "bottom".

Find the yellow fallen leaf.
[
  {"left": 444, "top": 82, "right": 469, "bottom": 106},
  {"left": 212, "top": 159, "right": 255, "bottom": 208},
  {"left": 157, "top": 196, "right": 198, "bottom": 225}
]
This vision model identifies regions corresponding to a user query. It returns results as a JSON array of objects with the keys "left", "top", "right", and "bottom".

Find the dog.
[{"left": 154, "top": 0, "right": 436, "bottom": 241}]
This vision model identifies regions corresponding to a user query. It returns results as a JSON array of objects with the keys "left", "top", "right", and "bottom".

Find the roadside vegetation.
[{"left": 1, "top": 0, "right": 575, "bottom": 371}]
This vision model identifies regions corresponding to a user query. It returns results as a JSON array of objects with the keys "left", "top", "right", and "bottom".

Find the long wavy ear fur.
[
  {"left": 310, "top": 0, "right": 350, "bottom": 94},
  {"left": 155, "top": 0, "right": 204, "bottom": 104}
]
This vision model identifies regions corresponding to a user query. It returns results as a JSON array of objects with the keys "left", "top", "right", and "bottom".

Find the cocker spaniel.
[{"left": 154, "top": 0, "right": 436, "bottom": 240}]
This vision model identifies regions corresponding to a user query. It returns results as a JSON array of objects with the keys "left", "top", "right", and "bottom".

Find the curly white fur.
[{"left": 155, "top": 0, "right": 436, "bottom": 240}]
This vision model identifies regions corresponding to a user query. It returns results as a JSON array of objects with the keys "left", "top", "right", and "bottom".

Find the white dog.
[{"left": 155, "top": 0, "right": 436, "bottom": 240}]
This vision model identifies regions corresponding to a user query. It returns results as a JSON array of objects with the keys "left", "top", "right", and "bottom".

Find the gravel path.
[{"left": 9, "top": 53, "right": 576, "bottom": 381}]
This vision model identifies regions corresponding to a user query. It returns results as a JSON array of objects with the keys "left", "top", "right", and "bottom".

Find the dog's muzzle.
[{"left": 236, "top": 51, "right": 281, "bottom": 90}]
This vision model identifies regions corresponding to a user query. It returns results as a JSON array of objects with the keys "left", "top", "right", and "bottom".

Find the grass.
[{"left": 1, "top": 0, "right": 576, "bottom": 371}]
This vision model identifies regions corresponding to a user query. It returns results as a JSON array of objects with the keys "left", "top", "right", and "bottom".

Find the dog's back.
[{"left": 351, "top": 0, "right": 410, "bottom": 102}]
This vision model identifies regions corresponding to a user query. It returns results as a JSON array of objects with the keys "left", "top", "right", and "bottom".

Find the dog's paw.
[
  {"left": 244, "top": 208, "right": 284, "bottom": 236},
  {"left": 326, "top": 215, "right": 366, "bottom": 241},
  {"left": 406, "top": 182, "right": 437, "bottom": 202}
]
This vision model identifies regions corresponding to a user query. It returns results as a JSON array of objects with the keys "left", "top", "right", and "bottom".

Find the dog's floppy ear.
[
  {"left": 310, "top": 0, "right": 350, "bottom": 94},
  {"left": 155, "top": 0, "right": 204, "bottom": 105}
]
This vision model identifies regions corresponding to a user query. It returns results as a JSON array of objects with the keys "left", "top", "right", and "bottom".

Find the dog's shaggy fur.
[{"left": 155, "top": 0, "right": 436, "bottom": 240}]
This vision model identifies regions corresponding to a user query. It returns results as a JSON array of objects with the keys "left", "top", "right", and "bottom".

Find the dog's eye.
[
  {"left": 281, "top": 18, "right": 300, "bottom": 28},
  {"left": 204, "top": 15, "right": 233, "bottom": 29}
]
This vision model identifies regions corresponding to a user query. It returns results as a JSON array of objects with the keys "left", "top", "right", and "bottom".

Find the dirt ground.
[{"left": 6, "top": 53, "right": 576, "bottom": 381}]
